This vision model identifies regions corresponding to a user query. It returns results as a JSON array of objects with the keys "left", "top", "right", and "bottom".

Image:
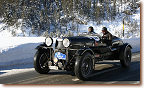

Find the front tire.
[
  {"left": 34, "top": 50, "right": 50, "bottom": 74},
  {"left": 75, "top": 52, "right": 93, "bottom": 80},
  {"left": 120, "top": 47, "right": 132, "bottom": 68}
]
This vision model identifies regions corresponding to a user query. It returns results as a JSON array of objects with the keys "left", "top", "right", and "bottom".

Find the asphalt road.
[{"left": 0, "top": 52, "right": 140, "bottom": 85}]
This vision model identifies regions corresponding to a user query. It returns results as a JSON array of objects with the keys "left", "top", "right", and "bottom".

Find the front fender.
[
  {"left": 35, "top": 43, "right": 53, "bottom": 60},
  {"left": 76, "top": 48, "right": 95, "bottom": 56},
  {"left": 35, "top": 43, "right": 48, "bottom": 50}
]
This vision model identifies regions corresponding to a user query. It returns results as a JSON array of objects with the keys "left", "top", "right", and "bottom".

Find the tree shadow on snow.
[{"left": 0, "top": 43, "right": 41, "bottom": 74}]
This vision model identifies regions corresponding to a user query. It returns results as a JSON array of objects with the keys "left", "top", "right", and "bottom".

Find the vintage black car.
[{"left": 34, "top": 33, "right": 132, "bottom": 80}]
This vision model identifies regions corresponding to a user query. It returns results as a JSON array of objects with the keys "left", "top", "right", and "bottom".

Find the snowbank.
[
  {"left": 0, "top": 37, "right": 140, "bottom": 67},
  {"left": 123, "top": 38, "right": 140, "bottom": 52},
  {"left": 0, "top": 37, "right": 45, "bottom": 67},
  {"left": 0, "top": 37, "right": 45, "bottom": 53}
]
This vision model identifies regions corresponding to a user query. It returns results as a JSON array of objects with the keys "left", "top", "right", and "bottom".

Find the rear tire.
[
  {"left": 75, "top": 52, "right": 93, "bottom": 80},
  {"left": 34, "top": 50, "right": 50, "bottom": 74},
  {"left": 120, "top": 47, "right": 132, "bottom": 68}
]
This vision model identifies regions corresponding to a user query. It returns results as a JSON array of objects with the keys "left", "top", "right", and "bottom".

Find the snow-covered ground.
[
  {"left": 0, "top": 37, "right": 45, "bottom": 53},
  {"left": 0, "top": 37, "right": 140, "bottom": 68},
  {"left": 0, "top": 37, "right": 45, "bottom": 67},
  {"left": 123, "top": 38, "right": 140, "bottom": 52}
]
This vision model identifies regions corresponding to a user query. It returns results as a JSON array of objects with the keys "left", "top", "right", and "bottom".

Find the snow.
[
  {"left": 0, "top": 68, "right": 34, "bottom": 77},
  {"left": 0, "top": 37, "right": 45, "bottom": 67},
  {"left": 0, "top": 37, "right": 45, "bottom": 53},
  {"left": 123, "top": 38, "right": 140, "bottom": 52},
  {"left": 0, "top": 19, "right": 37, "bottom": 37}
]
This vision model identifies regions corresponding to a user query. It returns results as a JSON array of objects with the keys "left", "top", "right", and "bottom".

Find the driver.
[
  {"left": 88, "top": 26, "right": 96, "bottom": 34},
  {"left": 102, "top": 27, "right": 113, "bottom": 46}
]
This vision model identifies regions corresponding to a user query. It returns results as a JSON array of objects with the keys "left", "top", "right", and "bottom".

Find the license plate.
[
  {"left": 54, "top": 52, "right": 66, "bottom": 60},
  {"left": 49, "top": 66, "right": 58, "bottom": 70}
]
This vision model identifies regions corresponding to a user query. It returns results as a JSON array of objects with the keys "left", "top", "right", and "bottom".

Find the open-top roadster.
[{"left": 34, "top": 33, "right": 132, "bottom": 80}]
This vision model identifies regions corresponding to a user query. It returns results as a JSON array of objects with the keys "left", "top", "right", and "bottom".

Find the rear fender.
[
  {"left": 121, "top": 43, "right": 132, "bottom": 50},
  {"left": 118, "top": 43, "right": 132, "bottom": 60}
]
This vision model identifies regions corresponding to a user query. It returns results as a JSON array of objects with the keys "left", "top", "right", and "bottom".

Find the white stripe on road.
[
  {"left": 132, "top": 54, "right": 140, "bottom": 59},
  {"left": 72, "top": 78, "right": 79, "bottom": 81}
]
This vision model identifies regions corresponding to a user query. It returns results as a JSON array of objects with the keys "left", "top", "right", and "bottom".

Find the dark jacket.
[
  {"left": 102, "top": 31, "right": 113, "bottom": 40},
  {"left": 102, "top": 31, "right": 113, "bottom": 45}
]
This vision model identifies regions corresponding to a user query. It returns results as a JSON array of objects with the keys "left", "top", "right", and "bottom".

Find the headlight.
[
  {"left": 45, "top": 37, "right": 53, "bottom": 46},
  {"left": 63, "top": 38, "right": 70, "bottom": 47}
]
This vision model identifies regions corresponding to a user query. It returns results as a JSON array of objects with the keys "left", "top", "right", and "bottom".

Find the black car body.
[{"left": 34, "top": 33, "right": 132, "bottom": 80}]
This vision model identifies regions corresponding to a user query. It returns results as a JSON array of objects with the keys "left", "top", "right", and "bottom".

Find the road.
[{"left": 0, "top": 52, "right": 140, "bottom": 85}]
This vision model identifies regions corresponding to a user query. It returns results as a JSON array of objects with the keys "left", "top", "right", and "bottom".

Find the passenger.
[
  {"left": 102, "top": 27, "right": 113, "bottom": 46},
  {"left": 88, "top": 26, "right": 96, "bottom": 34}
]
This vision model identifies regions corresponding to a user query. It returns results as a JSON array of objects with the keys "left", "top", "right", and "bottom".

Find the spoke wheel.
[
  {"left": 120, "top": 47, "right": 132, "bottom": 68},
  {"left": 34, "top": 50, "right": 50, "bottom": 74},
  {"left": 39, "top": 53, "right": 49, "bottom": 70},
  {"left": 81, "top": 57, "right": 92, "bottom": 78},
  {"left": 75, "top": 52, "right": 93, "bottom": 80}
]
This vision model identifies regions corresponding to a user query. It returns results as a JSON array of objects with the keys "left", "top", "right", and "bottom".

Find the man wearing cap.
[{"left": 88, "top": 26, "right": 96, "bottom": 34}]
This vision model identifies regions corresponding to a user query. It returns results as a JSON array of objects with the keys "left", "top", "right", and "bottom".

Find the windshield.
[
  {"left": 78, "top": 32, "right": 101, "bottom": 41},
  {"left": 78, "top": 32, "right": 101, "bottom": 37}
]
